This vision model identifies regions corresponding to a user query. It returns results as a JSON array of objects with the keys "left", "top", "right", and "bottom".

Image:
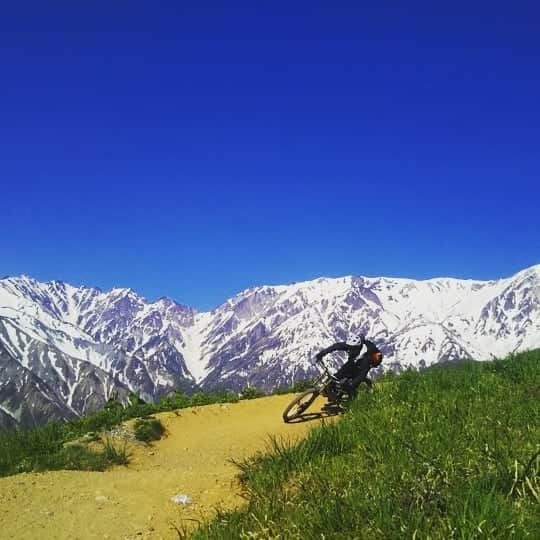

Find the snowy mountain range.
[{"left": 1, "top": 264, "right": 539, "bottom": 429}]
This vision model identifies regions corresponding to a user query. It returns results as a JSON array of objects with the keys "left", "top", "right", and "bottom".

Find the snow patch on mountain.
[{"left": 1, "top": 264, "right": 539, "bottom": 427}]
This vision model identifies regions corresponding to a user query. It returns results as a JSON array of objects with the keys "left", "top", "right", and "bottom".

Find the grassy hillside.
[{"left": 190, "top": 351, "right": 540, "bottom": 539}]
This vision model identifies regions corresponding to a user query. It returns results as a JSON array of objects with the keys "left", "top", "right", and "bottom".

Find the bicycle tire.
[{"left": 282, "top": 388, "right": 319, "bottom": 423}]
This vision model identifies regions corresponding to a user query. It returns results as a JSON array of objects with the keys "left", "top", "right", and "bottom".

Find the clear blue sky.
[{"left": 1, "top": 2, "right": 539, "bottom": 310}]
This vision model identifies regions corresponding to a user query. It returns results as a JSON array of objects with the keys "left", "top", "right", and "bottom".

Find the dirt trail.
[{"left": 0, "top": 394, "right": 332, "bottom": 539}]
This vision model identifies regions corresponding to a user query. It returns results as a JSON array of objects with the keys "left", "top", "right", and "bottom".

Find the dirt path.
[{"left": 0, "top": 394, "right": 332, "bottom": 539}]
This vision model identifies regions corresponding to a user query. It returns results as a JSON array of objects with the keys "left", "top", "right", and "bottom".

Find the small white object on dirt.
[
  {"left": 170, "top": 493, "right": 192, "bottom": 505},
  {"left": 95, "top": 496, "right": 108, "bottom": 502}
]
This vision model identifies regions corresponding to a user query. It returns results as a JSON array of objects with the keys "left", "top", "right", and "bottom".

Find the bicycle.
[{"left": 282, "top": 356, "right": 368, "bottom": 423}]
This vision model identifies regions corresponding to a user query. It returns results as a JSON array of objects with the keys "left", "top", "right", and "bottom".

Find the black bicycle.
[{"left": 282, "top": 356, "right": 362, "bottom": 423}]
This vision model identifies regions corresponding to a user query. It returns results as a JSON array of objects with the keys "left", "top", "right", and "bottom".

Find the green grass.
[
  {"left": 0, "top": 427, "right": 130, "bottom": 474},
  {"left": 133, "top": 417, "right": 166, "bottom": 442},
  {"left": 189, "top": 350, "right": 540, "bottom": 539}
]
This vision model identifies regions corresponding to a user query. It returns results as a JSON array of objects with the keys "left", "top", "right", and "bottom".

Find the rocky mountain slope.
[{"left": 1, "top": 264, "right": 539, "bottom": 428}]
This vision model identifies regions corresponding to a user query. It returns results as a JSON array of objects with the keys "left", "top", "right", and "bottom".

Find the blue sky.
[{"left": 1, "top": 2, "right": 539, "bottom": 310}]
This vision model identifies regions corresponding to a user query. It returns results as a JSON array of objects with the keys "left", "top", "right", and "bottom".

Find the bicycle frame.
[{"left": 313, "top": 357, "right": 339, "bottom": 390}]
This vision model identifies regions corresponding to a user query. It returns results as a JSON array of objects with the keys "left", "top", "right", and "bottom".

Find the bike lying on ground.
[{"left": 282, "top": 356, "right": 371, "bottom": 423}]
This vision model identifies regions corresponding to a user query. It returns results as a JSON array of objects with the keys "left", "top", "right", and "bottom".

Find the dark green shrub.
[
  {"left": 102, "top": 437, "right": 130, "bottom": 465},
  {"left": 133, "top": 417, "right": 165, "bottom": 442},
  {"left": 128, "top": 392, "right": 146, "bottom": 405},
  {"left": 239, "top": 386, "right": 265, "bottom": 400},
  {"left": 188, "top": 391, "right": 214, "bottom": 406}
]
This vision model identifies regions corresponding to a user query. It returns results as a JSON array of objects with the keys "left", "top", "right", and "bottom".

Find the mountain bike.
[{"left": 282, "top": 356, "right": 367, "bottom": 423}]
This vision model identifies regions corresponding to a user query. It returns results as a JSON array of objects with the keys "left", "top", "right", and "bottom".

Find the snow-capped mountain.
[
  {"left": 1, "top": 264, "right": 539, "bottom": 429},
  {"left": 0, "top": 278, "right": 198, "bottom": 429},
  {"left": 197, "top": 266, "right": 540, "bottom": 389}
]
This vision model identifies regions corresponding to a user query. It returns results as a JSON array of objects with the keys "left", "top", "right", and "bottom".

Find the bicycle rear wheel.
[{"left": 282, "top": 388, "right": 319, "bottom": 423}]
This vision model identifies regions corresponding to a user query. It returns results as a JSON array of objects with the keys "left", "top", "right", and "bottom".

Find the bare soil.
[{"left": 0, "top": 394, "right": 331, "bottom": 539}]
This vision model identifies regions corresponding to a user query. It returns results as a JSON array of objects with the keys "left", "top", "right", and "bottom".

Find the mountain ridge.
[{"left": 1, "top": 264, "right": 539, "bottom": 428}]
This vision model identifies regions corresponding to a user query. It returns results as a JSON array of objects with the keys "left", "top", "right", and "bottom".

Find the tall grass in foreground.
[{"left": 190, "top": 350, "right": 540, "bottom": 539}]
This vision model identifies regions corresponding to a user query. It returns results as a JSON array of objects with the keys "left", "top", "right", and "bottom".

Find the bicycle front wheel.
[{"left": 282, "top": 388, "right": 319, "bottom": 423}]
